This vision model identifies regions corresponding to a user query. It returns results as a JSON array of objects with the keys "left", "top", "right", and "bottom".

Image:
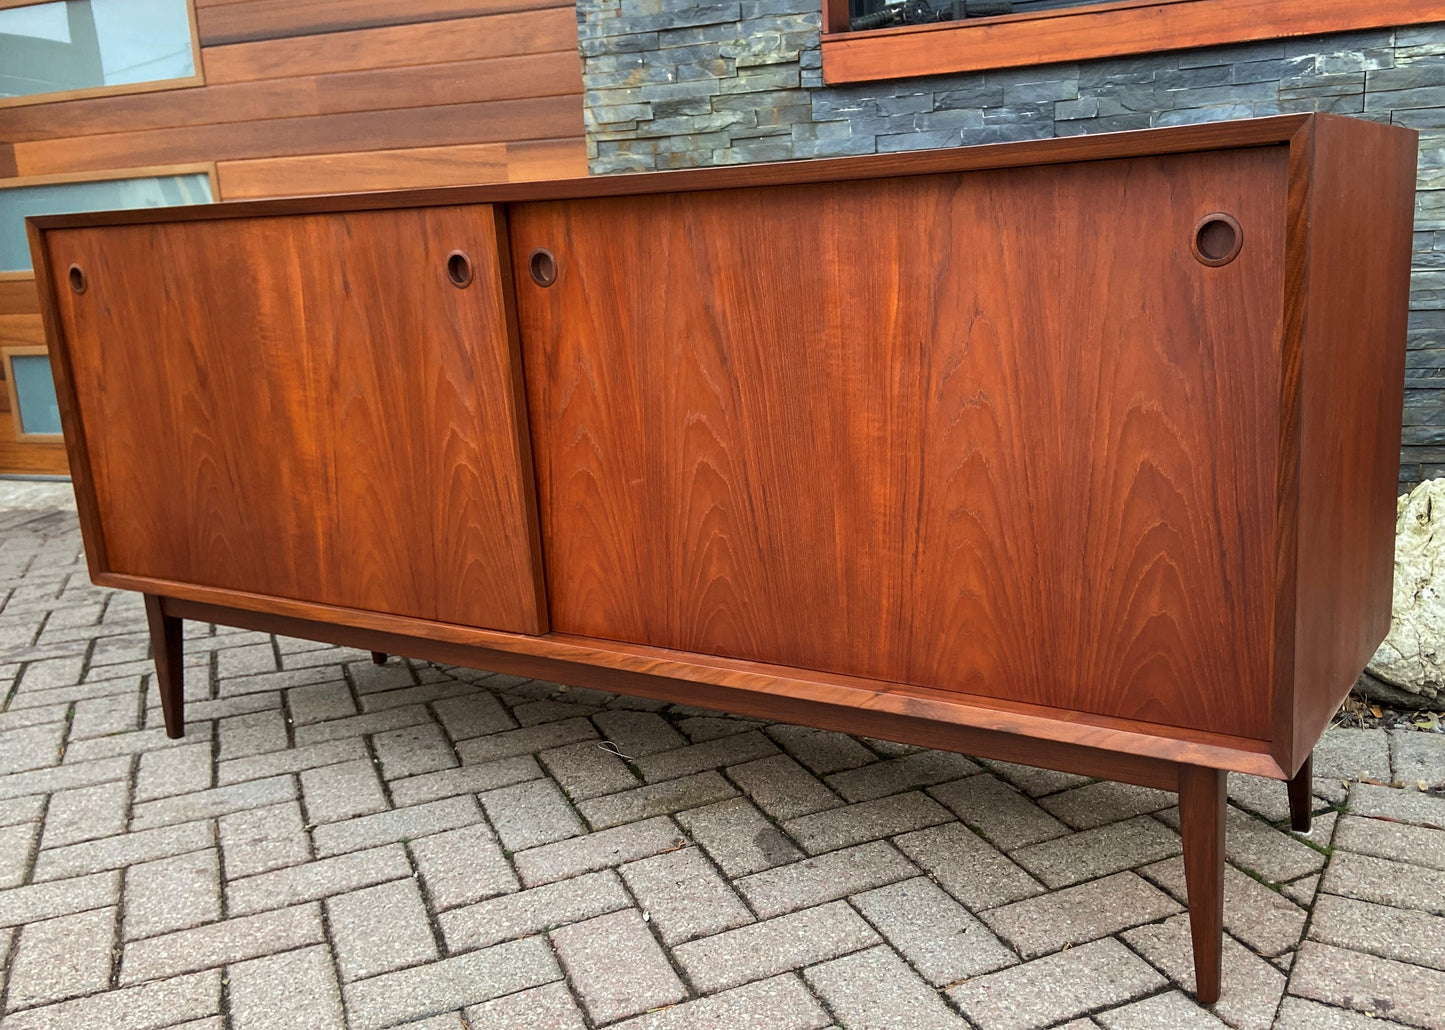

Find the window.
[
  {"left": 3, "top": 347, "right": 61, "bottom": 439},
  {"left": 0, "top": 0, "right": 201, "bottom": 106},
  {"left": 0, "top": 167, "right": 213, "bottom": 274}
]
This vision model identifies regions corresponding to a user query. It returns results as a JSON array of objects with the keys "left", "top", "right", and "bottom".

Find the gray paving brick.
[
  {"left": 1274, "top": 996, "right": 1413, "bottom": 1030},
  {"left": 293, "top": 706, "right": 433, "bottom": 747},
  {"left": 635, "top": 730, "right": 778, "bottom": 783},
  {"left": 227, "top": 845, "right": 412, "bottom": 916},
  {"left": 63, "top": 724, "right": 215, "bottom": 764},
  {"left": 1227, "top": 773, "right": 1299, "bottom": 823},
  {"left": 0, "top": 821, "right": 37, "bottom": 887},
  {"left": 347, "top": 659, "right": 416, "bottom": 694},
  {"left": 675, "top": 796, "right": 803, "bottom": 876},
  {"left": 361, "top": 681, "right": 478, "bottom": 714},
  {"left": 851, "top": 876, "right": 1017, "bottom": 985},
  {"left": 218, "top": 800, "right": 311, "bottom": 878},
  {"left": 983, "top": 871, "right": 1181, "bottom": 959},
  {"left": 981, "top": 759, "right": 1092, "bottom": 797},
  {"left": 1315, "top": 727, "right": 1391, "bottom": 788},
  {"left": 512, "top": 815, "right": 687, "bottom": 886},
  {"left": 130, "top": 777, "right": 295, "bottom": 831},
  {"left": 342, "top": 937, "right": 561, "bottom": 1030},
  {"left": 69, "top": 692, "right": 141, "bottom": 738},
  {"left": 0, "top": 925, "right": 11, "bottom": 1001},
  {"left": 313, "top": 796, "right": 480, "bottom": 857},
  {"left": 410, "top": 825, "right": 518, "bottom": 910},
  {"left": 390, "top": 755, "right": 541, "bottom": 807},
  {"left": 374, "top": 722, "right": 457, "bottom": 780},
  {"left": 931, "top": 773, "right": 1071, "bottom": 850},
  {"left": 824, "top": 751, "right": 980, "bottom": 804},
  {"left": 133, "top": 741, "right": 213, "bottom": 803},
  {"left": 285, "top": 680, "right": 357, "bottom": 725},
  {"left": 1348, "top": 781, "right": 1445, "bottom": 829},
  {"left": 34, "top": 820, "right": 214, "bottom": 882},
  {"left": 0, "top": 969, "right": 220, "bottom": 1030},
  {"left": 119, "top": 902, "right": 323, "bottom": 984},
  {"left": 949, "top": 938, "right": 1167, "bottom": 1030},
  {"left": 5, "top": 906, "right": 116, "bottom": 1010},
  {"left": 217, "top": 710, "right": 288, "bottom": 762},
  {"left": 440, "top": 869, "right": 629, "bottom": 951},
  {"left": 0, "top": 870, "right": 119, "bottom": 928},
  {"left": 610, "top": 974, "right": 829, "bottom": 1030},
  {"left": 0, "top": 703, "right": 68, "bottom": 733},
  {"left": 783, "top": 791, "right": 951, "bottom": 854},
  {"left": 1038, "top": 780, "right": 1176, "bottom": 830},
  {"left": 728, "top": 754, "right": 840, "bottom": 819},
  {"left": 229, "top": 944, "right": 345, "bottom": 1030},
  {"left": 577, "top": 769, "right": 738, "bottom": 829},
  {"left": 301, "top": 758, "right": 388, "bottom": 823},
  {"left": 329, "top": 878, "right": 438, "bottom": 981},
  {"left": 463, "top": 982, "right": 586, "bottom": 1030},
  {"left": 1309, "top": 893, "right": 1445, "bottom": 970},
  {"left": 619, "top": 846, "right": 753, "bottom": 944},
  {"left": 456, "top": 718, "right": 599, "bottom": 765},
  {"left": 1095, "top": 991, "right": 1230, "bottom": 1029},
  {"left": 481, "top": 778, "right": 585, "bottom": 850},
  {"left": 805, "top": 944, "right": 972, "bottom": 1030},
  {"left": 1142, "top": 856, "right": 1308, "bottom": 956},
  {"left": 894, "top": 821, "right": 1045, "bottom": 909},
  {"left": 15, "top": 655, "right": 84, "bottom": 692},
  {"left": 217, "top": 739, "right": 368, "bottom": 787},
  {"left": 737, "top": 840, "right": 917, "bottom": 918},
  {"left": 552, "top": 909, "right": 686, "bottom": 1024},
  {"left": 1335, "top": 813, "right": 1445, "bottom": 870},
  {"left": 1392, "top": 729, "right": 1445, "bottom": 789},
  {"left": 538, "top": 740, "right": 639, "bottom": 801},
  {"left": 591, "top": 710, "right": 686, "bottom": 758},
  {"left": 1322, "top": 849, "right": 1445, "bottom": 914},
  {"left": 149, "top": 692, "right": 278, "bottom": 728},
  {"left": 1012, "top": 814, "right": 1181, "bottom": 888},
  {"left": 216, "top": 642, "right": 278, "bottom": 679},
  {"left": 677, "top": 714, "right": 764, "bottom": 741},
  {"left": 0, "top": 755, "right": 130, "bottom": 801},
  {"left": 513, "top": 699, "right": 601, "bottom": 727},
  {"left": 674, "top": 900, "right": 879, "bottom": 994},
  {"left": 431, "top": 692, "right": 516, "bottom": 741},
  {"left": 40, "top": 779, "right": 128, "bottom": 848},
  {"left": 219, "top": 665, "right": 339, "bottom": 698},
  {"left": 8, "top": 678, "right": 138, "bottom": 712},
  {"left": 123, "top": 849, "right": 221, "bottom": 940},
  {"left": 0, "top": 794, "right": 44, "bottom": 828},
  {"left": 1123, "top": 913, "right": 1284, "bottom": 1030},
  {"left": 1289, "top": 941, "right": 1445, "bottom": 1027}
]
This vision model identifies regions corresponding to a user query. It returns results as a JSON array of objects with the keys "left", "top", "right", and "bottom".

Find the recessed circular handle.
[
  {"left": 529, "top": 248, "right": 558, "bottom": 288},
  {"left": 1192, "top": 213, "right": 1243, "bottom": 267},
  {"left": 445, "top": 250, "right": 473, "bottom": 288},
  {"left": 68, "top": 263, "right": 86, "bottom": 294}
]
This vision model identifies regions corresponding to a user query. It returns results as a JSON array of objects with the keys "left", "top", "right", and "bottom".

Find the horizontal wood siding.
[{"left": 0, "top": 0, "right": 585, "bottom": 475}]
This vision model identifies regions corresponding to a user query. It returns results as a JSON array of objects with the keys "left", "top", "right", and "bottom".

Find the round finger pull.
[
  {"left": 445, "top": 250, "right": 473, "bottom": 288},
  {"left": 1191, "top": 213, "right": 1243, "bottom": 267},
  {"left": 529, "top": 248, "right": 558, "bottom": 288},
  {"left": 68, "top": 264, "right": 87, "bottom": 294}
]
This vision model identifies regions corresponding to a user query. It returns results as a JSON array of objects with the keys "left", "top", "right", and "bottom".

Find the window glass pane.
[
  {"left": 10, "top": 354, "right": 62, "bottom": 436},
  {"left": 848, "top": 0, "right": 1113, "bottom": 30},
  {"left": 0, "top": 172, "right": 212, "bottom": 272},
  {"left": 0, "top": 0, "right": 195, "bottom": 99}
]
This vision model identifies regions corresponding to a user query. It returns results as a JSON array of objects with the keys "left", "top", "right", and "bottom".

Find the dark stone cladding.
[{"left": 577, "top": 8, "right": 1445, "bottom": 487}]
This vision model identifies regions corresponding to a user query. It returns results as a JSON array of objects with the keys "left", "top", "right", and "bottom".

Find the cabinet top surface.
[{"left": 25, "top": 114, "right": 1404, "bottom": 233}]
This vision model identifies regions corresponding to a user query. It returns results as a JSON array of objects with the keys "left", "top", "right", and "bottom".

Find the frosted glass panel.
[
  {"left": 1, "top": 172, "right": 211, "bottom": 272},
  {"left": 10, "top": 354, "right": 62, "bottom": 436},
  {"left": 0, "top": 0, "right": 195, "bottom": 99}
]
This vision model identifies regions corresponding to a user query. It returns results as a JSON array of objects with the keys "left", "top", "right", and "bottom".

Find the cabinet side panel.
[
  {"left": 44, "top": 206, "right": 546, "bottom": 634},
  {"left": 514, "top": 147, "right": 1286, "bottom": 740},
  {"left": 1290, "top": 117, "right": 1417, "bottom": 768}
]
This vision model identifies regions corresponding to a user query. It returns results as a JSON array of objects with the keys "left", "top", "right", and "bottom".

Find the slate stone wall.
[{"left": 577, "top": 7, "right": 1445, "bottom": 486}]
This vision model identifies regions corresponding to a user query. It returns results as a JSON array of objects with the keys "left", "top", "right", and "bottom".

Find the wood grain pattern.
[
  {"left": 13, "top": 95, "right": 583, "bottom": 177},
  {"left": 42, "top": 206, "right": 547, "bottom": 632},
  {"left": 196, "top": 0, "right": 568, "bottom": 46},
  {"left": 200, "top": 9, "right": 577, "bottom": 84},
  {"left": 0, "top": 144, "right": 15, "bottom": 180},
  {"left": 822, "top": 0, "right": 1445, "bottom": 83},
  {"left": 1285, "top": 115, "right": 1416, "bottom": 773},
  {"left": 0, "top": 279, "right": 39, "bottom": 316},
  {"left": 216, "top": 138, "right": 586, "bottom": 198},
  {"left": 1178, "top": 764, "right": 1226, "bottom": 1006},
  {"left": 0, "top": 412, "right": 68, "bottom": 473},
  {"left": 512, "top": 146, "right": 1287, "bottom": 741}
]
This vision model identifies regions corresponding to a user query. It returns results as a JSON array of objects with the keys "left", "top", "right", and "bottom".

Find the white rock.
[{"left": 1364, "top": 478, "right": 1445, "bottom": 707}]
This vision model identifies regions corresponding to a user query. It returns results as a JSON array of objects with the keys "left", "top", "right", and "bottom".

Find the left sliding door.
[{"left": 39, "top": 205, "right": 547, "bottom": 634}]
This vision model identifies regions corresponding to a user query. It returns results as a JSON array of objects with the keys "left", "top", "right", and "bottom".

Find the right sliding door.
[{"left": 511, "top": 147, "right": 1287, "bottom": 741}]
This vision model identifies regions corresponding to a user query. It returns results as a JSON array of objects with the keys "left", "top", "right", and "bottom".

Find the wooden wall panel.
[
  {"left": 201, "top": 10, "right": 579, "bottom": 83},
  {"left": 196, "top": 0, "right": 568, "bottom": 47},
  {"left": 0, "top": 144, "right": 15, "bottom": 179},
  {"left": 0, "top": 281, "right": 40, "bottom": 316}
]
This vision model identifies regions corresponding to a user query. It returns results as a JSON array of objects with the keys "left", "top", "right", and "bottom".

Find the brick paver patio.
[{"left": 0, "top": 481, "right": 1443, "bottom": 1030}]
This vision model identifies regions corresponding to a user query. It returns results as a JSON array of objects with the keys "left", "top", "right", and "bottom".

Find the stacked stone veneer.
[{"left": 577, "top": 9, "right": 1445, "bottom": 486}]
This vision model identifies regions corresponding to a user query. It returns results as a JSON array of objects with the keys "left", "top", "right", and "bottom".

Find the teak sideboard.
[{"left": 29, "top": 113, "right": 1416, "bottom": 1005}]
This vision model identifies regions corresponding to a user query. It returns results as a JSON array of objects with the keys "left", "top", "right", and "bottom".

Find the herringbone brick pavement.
[{"left": 1, "top": 482, "right": 1443, "bottom": 1030}]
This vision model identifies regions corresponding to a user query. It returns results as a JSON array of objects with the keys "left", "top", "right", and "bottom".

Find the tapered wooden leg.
[
  {"left": 1179, "top": 764, "right": 1226, "bottom": 1006},
  {"left": 370, "top": 651, "right": 389, "bottom": 665},
  {"left": 143, "top": 594, "right": 186, "bottom": 739},
  {"left": 1287, "top": 753, "right": 1313, "bottom": 833}
]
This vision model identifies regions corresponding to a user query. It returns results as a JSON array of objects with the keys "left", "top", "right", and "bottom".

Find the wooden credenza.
[{"left": 29, "top": 114, "right": 1416, "bottom": 1004}]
